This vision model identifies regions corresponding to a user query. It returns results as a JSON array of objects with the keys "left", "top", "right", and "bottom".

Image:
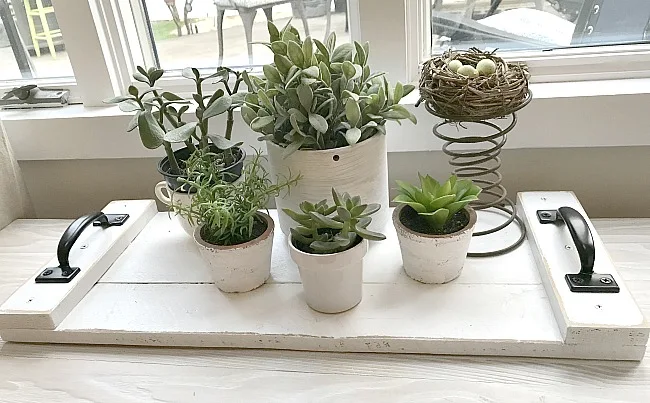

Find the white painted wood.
[
  {"left": 1, "top": 217, "right": 650, "bottom": 401},
  {"left": 289, "top": 238, "right": 367, "bottom": 313},
  {"left": 0, "top": 200, "right": 156, "bottom": 330},
  {"left": 393, "top": 205, "right": 477, "bottom": 284},
  {"left": 193, "top": 213, "right": 274, "bottom": 293},
  {"left": 266, "top": 134, "right": 389, "bottom": 235},
  {"left": 1, "top": 197, "right": 647, "bottom": 360},
  {"left": 518, "top": 192, "right": 650, "bottom": 347}
]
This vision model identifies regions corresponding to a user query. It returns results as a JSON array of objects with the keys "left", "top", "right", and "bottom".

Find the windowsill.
[{"left": 4, "top": 77, "right": 650, "bottom": 161}]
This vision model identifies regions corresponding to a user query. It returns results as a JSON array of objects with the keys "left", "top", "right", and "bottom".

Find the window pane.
[
  {"left": 431, "top": 0, "right": 650, "bottom": 54},
  {"left": 0, "top": 0, "right": 73, "bottom": 81},
  {"left": 140, "top": 0, "right": 351, "bottom": 70}
]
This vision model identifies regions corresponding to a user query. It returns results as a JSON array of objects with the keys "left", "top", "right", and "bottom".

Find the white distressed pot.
[
  {"left": 267, "top": 134, "right": 389, "bottom": 235},
  {"left": 393, "top": 205, "right": 477, "bottom": 284},
  {"left": 154, "top": 181, "right": 194, "bottom": 236},
  {"left": 193, "top": 212, "right": 274, "bottom": 293},
  {"left": 289, "top": 238, "right": 368, "bottom": 313}
]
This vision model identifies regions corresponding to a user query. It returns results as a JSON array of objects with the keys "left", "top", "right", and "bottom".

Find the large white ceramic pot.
[
  {"left": 393, "top": 205, "right": 477, "bottom": 284},
  {"left": 267, "top": 134, "right": 389, "bottom": 235},
  {"left": 193, "top": 212, "right": 274, "bottom": 293},
  {"left": 154, "top": 181, "right": 194, "bottom": 236},
  {"left": 289, "top": 238, "right": 368, "bottom": 313}
]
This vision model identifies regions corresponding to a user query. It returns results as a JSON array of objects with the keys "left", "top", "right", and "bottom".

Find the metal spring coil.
[{"left": 424, "top": 103, "right": 526, "bottom": 257}]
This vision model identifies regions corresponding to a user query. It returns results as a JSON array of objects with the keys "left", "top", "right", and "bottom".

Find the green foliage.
[
  {"left": 173, "top": 148, "right": 300, "bottom": 246},
  {"left": 104, "top": 66, "right": 246, "bottom": 174},
  {"left": 242, "top": 21, "right": 417, "bottom": 157},
  {"left": 393, "top": 174, "right": 481, "bottom": 230},
  {"left": 284, "top": 189, "right": 386, "bottom": 254}
]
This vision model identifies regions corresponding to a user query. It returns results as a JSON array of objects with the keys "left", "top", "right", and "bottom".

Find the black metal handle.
[
  {"left": 57, "top": 212, "right": 107, "bottom": 270},
  {"left": 558, "top": 207, "right": 595, "bottom": 275}
]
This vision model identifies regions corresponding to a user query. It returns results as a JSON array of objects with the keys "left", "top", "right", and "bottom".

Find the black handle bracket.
[
  {"left": 537, "top": 207, "right": 620, "bottom": 294},
  {"left": 35, "top": 212, "right": 129, "bottom": 284}
]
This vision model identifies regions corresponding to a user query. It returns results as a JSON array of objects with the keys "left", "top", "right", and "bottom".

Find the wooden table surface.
[{"left": 0, "top": 218, "right": 648, "bottom": 402}]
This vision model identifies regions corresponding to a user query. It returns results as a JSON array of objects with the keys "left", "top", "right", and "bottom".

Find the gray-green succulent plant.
[
  {"left": 105, "top": 66, "right": 246, "bottom": 175},
  {"left": 284, "top": 188, "right": 386, "bottom": 254},
  {"left": 241, "top": 21, "right": 417, "bottom": 156},
  {"left": 394, "top": 174, "right": 482, "bottom": 230}
]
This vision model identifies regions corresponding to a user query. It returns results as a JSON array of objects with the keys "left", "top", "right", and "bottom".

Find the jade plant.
[
  {"left": 284, "top": 189, "right": 386, "bottom": 254},
  {"left": 394, "top": 174, "right": 482, "bottom": 231},
  {"left": 105, "top": 66, "right": 246, "bottom": 175},
  {"left": 172, "top": 148, "right": 300, "bottom": 246},
  {"left": 241, "top": 21, "right": 417, "bottom": 156}
]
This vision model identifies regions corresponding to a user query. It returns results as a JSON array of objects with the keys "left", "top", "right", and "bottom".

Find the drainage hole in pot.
[{"left": 332, "top": 155, "right": 340, "bottom": 161}]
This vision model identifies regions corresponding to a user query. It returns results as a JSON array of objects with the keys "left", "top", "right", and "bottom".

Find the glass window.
[
  {"left": 430, "top": 0, "right": 650, "bottom": 54},
  {"left": 139, "top": 0, "right": 351, "bottom": 70},
  {"left": 0, "top": 0, "right": 73, "bottom": 81}
]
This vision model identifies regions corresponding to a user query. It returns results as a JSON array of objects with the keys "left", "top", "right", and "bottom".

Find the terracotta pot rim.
[
  {"left": 392, "top": 204, "right": 477, "bottom": 239},
  {"left": 265, "top": 133, "right": 383, "bottom": 155},
  {"left": 193, "top": 211, "right": 274, "bottom": 250},
  {"left": 289, "top": 236, "right": 368, "bottom": 259}
]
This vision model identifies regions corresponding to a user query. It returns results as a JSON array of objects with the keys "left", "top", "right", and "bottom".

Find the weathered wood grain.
[{"left": 0, "top": 217, "right": 648, "bottom": 401}]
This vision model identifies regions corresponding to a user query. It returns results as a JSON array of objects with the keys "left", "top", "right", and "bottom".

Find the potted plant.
[
  {"left": 106, "top": 66, "right": 247, "bottom": 234},
  {"left": 285, "top": 189, "right": 386, "bottom": 313},
  {"left": 242, "top": 21, "right": 417, "bottom": 235},
  {"left": 392, "top": 174, "right": 481, "bottom": 284},
  {"left": 173, "top": 148, "right": 300, "bottom": 292}
]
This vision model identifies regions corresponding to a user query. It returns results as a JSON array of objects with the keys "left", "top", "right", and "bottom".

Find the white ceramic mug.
[{"left": 154, "top": 181, "right": 194, "bottom": 236}]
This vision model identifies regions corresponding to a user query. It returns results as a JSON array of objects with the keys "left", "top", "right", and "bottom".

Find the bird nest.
[{"left": 419, "top": 48, "right": 531, "bottom": 121}]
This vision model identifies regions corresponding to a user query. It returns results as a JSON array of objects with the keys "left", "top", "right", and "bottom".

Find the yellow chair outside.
[{"left": 24, "top": 0, "right": 62, "bottom": 58}]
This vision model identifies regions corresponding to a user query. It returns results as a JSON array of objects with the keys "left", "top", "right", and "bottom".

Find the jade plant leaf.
[
  {"left": 203, "top": 95, "right": 232, "bottom": 119},
  {"left": 137, "top": 112, "right": 164, "bottom": 149},
  {"left": 163, "top": 122, "right": 197, "bottom": 143}
]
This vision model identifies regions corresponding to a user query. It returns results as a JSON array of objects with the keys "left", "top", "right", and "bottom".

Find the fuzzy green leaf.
[
  {"left": 297, "top": 84, "right": 313, "bottom": 111},
  {"left": 250, "top": 116, "right": 274, "bottom": 131},
  {"left": 331, "top": 43, "right": 354, "bottom": 63},
  {"left": 126, "top": 111, "right": 140, "bottom": 132},
  {"left": 268, "top": 21, "right": 280, "bottom": 42},
  {"left": 104, "top": 95, "right": 133, "bottom": 104},
  {"left": 302, "top": 36, "right": 313, "bottom": 67},
  {"left": 345, "top": 99, "right": 361, "bottom": 127},
  {"left": 209, "top": 135, "right": 241, "bottom": 150},
  {"left": 263, "top": 65, "right": 283, "bottom": 83},
  {"left": 344, "top": 128, "right": 361, "bottom": 145},
  {"left": 302, "top": 65, "right": 320, "bottom": 78},
  {"left": 137, "top": 112, "right": 164, "bottom": 149},
  {"left": 308, "top": 113, "right": 328, "bottom": 133},
  {"left": 163, "top": 122, "right": 197, "bottom": 143},
  {"left": 203, "top": 95, "right": 232, "bottom": 119},
  {"left": 287, "top": 41, "right": 305, "bottom": 67}
]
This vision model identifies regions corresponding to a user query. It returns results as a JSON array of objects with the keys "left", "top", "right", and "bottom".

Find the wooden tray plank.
[
  {"left": 0, "top": 200, "right": 157, "bottom": 330},
  {"left": 518, "top": 192, "right": 649, "bottom": 346},
  {"left": 99, "top": 211, "right": 542, "bottom": 286}
]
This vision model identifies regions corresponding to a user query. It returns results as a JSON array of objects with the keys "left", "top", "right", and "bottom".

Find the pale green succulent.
[
  {"left": 394, "top": 174, "right": 481, "bottom": 230},
  {"left": 284, "top": 188, "right": 386, "bottom": 254},
  {"left": 241, "top": 21, "right": 417, "bottom": 156}
]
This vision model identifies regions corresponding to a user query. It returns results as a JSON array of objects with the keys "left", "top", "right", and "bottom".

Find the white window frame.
[
  {"left": 4, "top": 0, "right": 650, "bottom": 107},
  {"left": 400, "top": 0, "right": 650, "bottom": 84}
]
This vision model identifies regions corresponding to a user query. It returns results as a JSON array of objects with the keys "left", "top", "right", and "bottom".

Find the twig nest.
[{"left": 419, "top": 48, "right": 531, "bottom": 121}]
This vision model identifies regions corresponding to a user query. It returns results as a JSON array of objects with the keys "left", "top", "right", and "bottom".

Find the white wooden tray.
[{"left": 0, "top": 192, "right": 648, "bottom": 360}]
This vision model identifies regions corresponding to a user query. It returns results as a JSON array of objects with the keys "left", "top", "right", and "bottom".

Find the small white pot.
[
  {"left": 154, "top": 181, "right": 194, "bottom": 236},
  {"left": 193, "top": 212, "right": 274, "bottom": 293},
  {"left": 267, "top": 134, "right": 389, "bottom": 235},
  {"left": 289, "top": 238, "right": 368, "bottom": 313},
  {"left": 393, "top": 205, "right": 477, "bottom": 284}
]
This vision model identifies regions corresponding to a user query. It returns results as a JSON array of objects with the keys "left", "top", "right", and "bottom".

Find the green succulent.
[
  {"left": 241, "top": 21, "right": 417, "bottom": 157},
  {"left": 284, "top": 188, "right": 386, "bottom": 254},
  {"left": 105, "top": 66, "right": 246, "bottom": 175},
  {"left": 393, "top": 174, "right": 481, "bottom": 230}
]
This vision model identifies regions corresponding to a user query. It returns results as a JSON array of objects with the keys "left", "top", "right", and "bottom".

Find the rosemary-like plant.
[{"left": 173, "top": 148, "right": 300, "bottom": 245}]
